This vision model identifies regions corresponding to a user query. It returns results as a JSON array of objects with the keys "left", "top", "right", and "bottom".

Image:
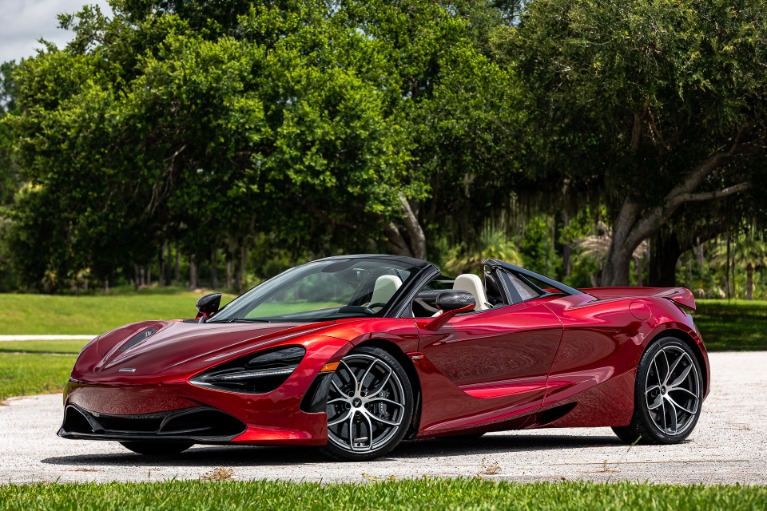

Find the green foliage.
[
  {"left": 519, "top": 215, "right": 560, "bottom": 277},
  {"left": 2, "top": 0, "right": 524, "bottom": 290},
  {"left": 442, "top": 226, "right": 523, "bottom": 275},
  {"left": 1, "top": 479, "right": 765, "bottom": 511},
  {"left": 500, "top": 0, "right": 767, "bottom": 285}
]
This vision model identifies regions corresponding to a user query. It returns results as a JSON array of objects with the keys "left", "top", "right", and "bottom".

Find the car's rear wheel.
[
  {"left": 119, "top": 441, "right": 194, "bottom": 456},
  {"left": 613, "top": 337, "right": 703, "bottom": 444},
  {"left": 321, "top": 346, "right": 414, "bottom": 461}
]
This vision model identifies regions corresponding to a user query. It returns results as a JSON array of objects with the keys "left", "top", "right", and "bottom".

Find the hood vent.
[{"left": 119, "top": 328, "right": 158, "bottom": 352}]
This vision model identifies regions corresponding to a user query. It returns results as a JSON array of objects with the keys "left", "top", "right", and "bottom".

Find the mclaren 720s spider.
[{"left": 59, "top": 255, "right": 709, "bottom": 461}]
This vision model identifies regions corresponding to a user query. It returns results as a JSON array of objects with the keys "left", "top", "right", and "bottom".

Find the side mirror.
[
  {"left": 196, "top": 293, "right": 222, "bottom": 321},
  {"left": 436, "top": 290, "right": 476, "bottom": 311},
  {"left": 424, "top": 291, "right": 476, "bottom": 331}
]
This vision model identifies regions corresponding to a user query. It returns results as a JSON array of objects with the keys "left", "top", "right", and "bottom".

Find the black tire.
[
  {"left": 613, "top": 337, "right": 703, "bottom": 445},
  {"left": 119, "top": 441, "right": 194, "bottom": 456},
  {"left": 321, "top": 346, "right": 414, "bottom": 461}
]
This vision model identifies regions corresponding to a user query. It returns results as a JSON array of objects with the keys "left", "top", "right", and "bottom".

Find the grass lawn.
[
  {"left": 0, "top": 288, "right": 236, "bottom": 336},
  {"left": 0, "top": 353, "right": 75, "bottom": 402},
  {"left": 695, "top": 299, "right": 767, "bottom": 351},
  {"left": 0, "top": 479, "right": 764, "bottom": 511},
  {"left": 0, "top": 341, "right": 87, "bottom": 354}
]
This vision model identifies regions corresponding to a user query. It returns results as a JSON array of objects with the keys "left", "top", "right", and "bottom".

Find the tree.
[
  {"left": 502, "top": 0, "right": 767, "bottom": 285},
  {"left": 5, "top": 0, "right": 526, "bottom": 290}
]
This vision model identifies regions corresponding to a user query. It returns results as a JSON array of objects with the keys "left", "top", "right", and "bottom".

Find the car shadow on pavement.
[
  {"left": 400, "top": 434, "right": 624, "bottom": 459},
  {"left": 41, "top": 433, "right": 623, "bottom": 467}
]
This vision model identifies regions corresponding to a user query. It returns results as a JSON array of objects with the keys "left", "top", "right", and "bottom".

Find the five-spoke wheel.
[
  {"left": 613, "top": 337, "right": 703, "bottom": 444},
  {"left": 321, "top": 346, "right": 413, "bottom": 460}
]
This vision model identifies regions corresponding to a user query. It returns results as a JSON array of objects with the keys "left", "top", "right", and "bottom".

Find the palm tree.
[
  {"left": 444, "top": 227, "right": 523, "bottom": 275},
  {"left": 712, "top": 234, "right": 767, "bottom": 300}
]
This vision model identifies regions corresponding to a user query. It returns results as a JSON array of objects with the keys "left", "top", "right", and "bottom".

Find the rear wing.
[{"left": 580, "top": 287, "right": 696, "bottom": 311}]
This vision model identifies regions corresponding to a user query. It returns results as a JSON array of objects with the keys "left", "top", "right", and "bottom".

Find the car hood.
[{"left": 71, "top": 319, "right": 338, "bottom": 383}]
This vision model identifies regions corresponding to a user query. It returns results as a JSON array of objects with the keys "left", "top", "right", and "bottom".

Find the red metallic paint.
[{"left": 62, "top": 284, "right": 709, "bottom": 446}]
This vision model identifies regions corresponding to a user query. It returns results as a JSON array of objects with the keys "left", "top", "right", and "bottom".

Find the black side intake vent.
[{"left": 62, "top": 406, "right": 95, "bottom": 434}]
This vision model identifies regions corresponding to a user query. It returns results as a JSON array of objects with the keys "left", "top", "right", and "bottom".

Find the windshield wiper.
[{"left": 226, "top": 318, "right": 272, "bottom": 323}]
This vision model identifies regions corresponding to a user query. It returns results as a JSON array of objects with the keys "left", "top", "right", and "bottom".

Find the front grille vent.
[{"left": 61, "top": 405, "right": 245, "bottom": 440}]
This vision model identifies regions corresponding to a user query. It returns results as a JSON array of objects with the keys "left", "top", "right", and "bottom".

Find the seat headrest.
[
  {"left": 370, "top": 275, "right": 403, "bottom": 305},
  {"left": 453, "top": 273, "right": 490, "bottom": 311}
]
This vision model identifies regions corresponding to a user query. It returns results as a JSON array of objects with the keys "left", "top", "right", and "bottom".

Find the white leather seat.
[
  {"left": 369, "top": 275, "right": 403, "bottom": 306},
  {"left": 453, "top": 274, "right": 491, "bottom": 311}
]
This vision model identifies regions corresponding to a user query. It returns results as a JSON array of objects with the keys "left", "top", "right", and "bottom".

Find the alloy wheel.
[
  {"left": 644, "top": 345, "right": 701, "bottom": 436},
  {"left": 326, "top": 353, "right": 407, "bottom": 453}
]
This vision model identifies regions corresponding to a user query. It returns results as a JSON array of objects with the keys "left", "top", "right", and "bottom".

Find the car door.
[{"left": 416, "top": 299, "right": 563, "bottom": 402}]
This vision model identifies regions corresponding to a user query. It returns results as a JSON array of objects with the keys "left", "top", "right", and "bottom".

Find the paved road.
[{"left": 1, "top": 352, "right": 764, "bottom": 485}]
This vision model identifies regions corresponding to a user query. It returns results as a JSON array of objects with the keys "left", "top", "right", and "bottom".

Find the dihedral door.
[{"left": 417, "top": 301, "right": 563, "bottom": 406}]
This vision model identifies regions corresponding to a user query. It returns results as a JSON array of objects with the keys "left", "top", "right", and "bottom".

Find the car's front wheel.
[
  {"left": 613, "top": 337, "right": 703, "bottom": 444},
  {"left": 119, "top": 441, "right": 193, "bottom": 456},
  {"left": 321, "top": 346, "right": 414, "bottom": 461}
]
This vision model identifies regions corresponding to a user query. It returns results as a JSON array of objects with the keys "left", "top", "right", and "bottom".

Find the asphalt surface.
[{"left": 1, "top": 352, "right": 764, "bottom": 485}]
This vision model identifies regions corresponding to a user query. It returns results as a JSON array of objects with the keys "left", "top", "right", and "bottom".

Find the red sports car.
[{"left": 60, "top": 255, "right": 709, "bottom": 460}]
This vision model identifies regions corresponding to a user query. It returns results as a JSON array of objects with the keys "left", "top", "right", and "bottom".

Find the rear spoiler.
[{"left": 580, "top": 287, "right": 696, "bottom": 311}]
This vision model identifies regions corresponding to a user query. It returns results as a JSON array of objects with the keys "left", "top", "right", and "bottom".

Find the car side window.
[{"left": 498, "top": 269, "right": 543, "bottom": 304}]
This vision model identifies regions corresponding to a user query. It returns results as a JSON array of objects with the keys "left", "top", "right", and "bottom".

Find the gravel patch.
[{"left": 1, "top": 352, "right": 764, "bottom": 485}]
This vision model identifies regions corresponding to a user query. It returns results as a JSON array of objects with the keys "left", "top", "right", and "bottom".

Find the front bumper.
[
  {"left": 61, "top": 379, "right": 329, "bottom": 446},
  {"left": 61, "top": 336, "right": 353, "bottom": 446}
]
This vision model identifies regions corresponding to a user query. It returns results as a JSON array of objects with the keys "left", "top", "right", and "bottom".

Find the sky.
[{"left": 0, "top": 0, "right": 113, "bottom": 64}]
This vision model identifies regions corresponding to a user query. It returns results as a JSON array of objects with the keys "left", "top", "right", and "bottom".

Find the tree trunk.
[
  {"left": 175, "top": 247, "right": 181, "bottom": 284},
  {"left": 601, "top": 201, "right": 636, "bottom": 286},
  {"left": 226, "top": 257, "right": 233, "bottom": 290},
  {"left": 165, "top": 241, "right": 172, "bottom": 286},
  {"left": 747, "top": 263, "right": 754, "bottom": 300},
  {"left": 210, "top": 249, "right": 219, "bottom": 289},
  {"left": 562, "top": 212, "right": 571, "bottom": 277},
  {"left": 103, "top": 276, "right": 109, "bottom": 295},
  {"left": 731, "top": 239, "right": 737, "bottom": 298},
  {"left": 602, "top": 141, "right": 752, "bottom": 286},
  {"left": 158, "top": 249, "right": 163, "bottom": 287},
  {"left": 726, "top": 235, "right": 732, "bottom": 298},
  {"left": 384, "top": 194, "right": 427, "bottom": 259},
  {"left": 648, "top": 228, "right": 682, "bottom": 287},
  {"left": 601, "top": 248, "right": 632, "bottom": 286},
  {"left": 189, "top": 254, "right": 198, "bottom": 289},
  {"left": 237, "top": 244, "right": 248, "bottom": 292}
]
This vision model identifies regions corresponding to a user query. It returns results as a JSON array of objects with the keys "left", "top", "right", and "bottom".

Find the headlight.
[{"left": 190, "top": 346, "right": 305, "bottom": 394}]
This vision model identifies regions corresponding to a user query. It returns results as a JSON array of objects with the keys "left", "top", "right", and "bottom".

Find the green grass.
[
  {"left": 0, "top": 353, "right": 75, "bottom": 401},
  {"left": 695, "top": 300, "right": 767, "bottom": 351},
  {"left": 0, "top": 340, "right": 88, "bottom": 354},
  {"left": 0, "top": 289, "right": 236, "bottom": 335},
  {"left": 0, "top": 479, "right": 764, "bottom": 510}
]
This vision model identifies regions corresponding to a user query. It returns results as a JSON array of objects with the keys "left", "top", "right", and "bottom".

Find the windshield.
[{"left": 209, "top": 257, "right": 424, "bottom": 323}]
